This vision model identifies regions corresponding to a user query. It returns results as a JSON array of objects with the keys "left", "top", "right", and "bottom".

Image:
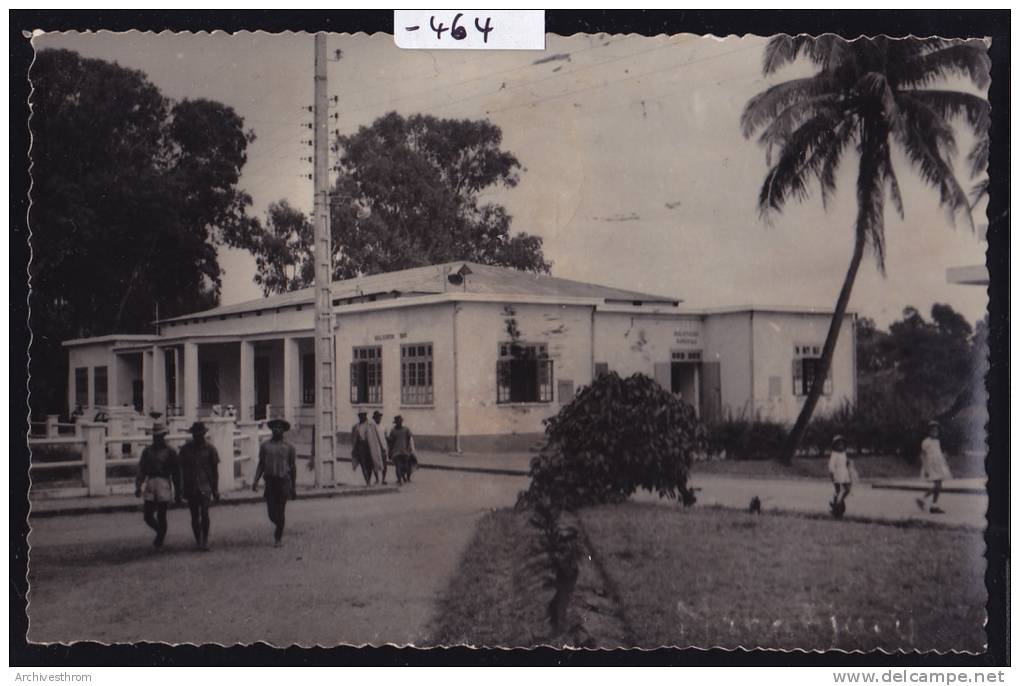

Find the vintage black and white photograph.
[{"left": 21, "top": 19, "right": 997, "bottom": 655}]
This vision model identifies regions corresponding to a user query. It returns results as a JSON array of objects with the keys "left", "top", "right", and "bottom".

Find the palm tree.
[{"left": 741, "top": 35, "right": 990, "bottom": 463}]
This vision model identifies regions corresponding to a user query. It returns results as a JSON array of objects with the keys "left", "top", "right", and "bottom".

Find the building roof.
[
  {"left": 62, "top": 334, "right": 159, "bottom": 348},
  {"left": 160, "top": 262, "right": 680, "bottom": 323}
]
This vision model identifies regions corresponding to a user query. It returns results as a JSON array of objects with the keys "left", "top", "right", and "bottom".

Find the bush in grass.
[
  {"left": 518, "top": 371, "right": 702, "bottom": 514},
  {"left": 516, "top": 372, "right": 702, "bottom": 635},
  {"left": 704, "top": 413, "right": 787, "bottom": 461}
]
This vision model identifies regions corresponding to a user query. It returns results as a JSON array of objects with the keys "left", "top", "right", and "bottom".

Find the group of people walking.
[
  {"left": 826, "top": 420, "right": 953, "bottom": 518},
  {"left": 350, "top": 411, "right": 418, "bottom": 486},
  {"left": 134, "top": 417, "right": 297, "bottom": 550}
]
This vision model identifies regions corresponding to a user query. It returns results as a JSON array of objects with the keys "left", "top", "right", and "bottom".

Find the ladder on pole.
[{"left": 312, "top": 33, "right": 336, "bottom": 486}]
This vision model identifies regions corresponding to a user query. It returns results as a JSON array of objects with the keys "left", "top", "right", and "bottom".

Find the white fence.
[{"left": 28, "top": 417, "right": 272, "bottom": 498}]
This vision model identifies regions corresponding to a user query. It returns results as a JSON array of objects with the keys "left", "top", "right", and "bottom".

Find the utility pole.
[{"left": 312, "top": 33, "right": 336, "bottom": 487}]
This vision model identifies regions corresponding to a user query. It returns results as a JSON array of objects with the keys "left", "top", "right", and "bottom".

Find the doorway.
[{"left": 254, "top": 356, "right": 270, "bottom": 419}]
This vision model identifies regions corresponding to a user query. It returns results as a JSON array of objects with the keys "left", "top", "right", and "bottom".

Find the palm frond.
[
  {"left": 893, "top": 41, "right": 991, "bottom": 89},
  {"left": 883, "top": 144, "right": 904, "bottom": 221},
  {"left": 757, "top": 109, "right": 848, "bottom": 215},
  {"left": 893, "top": 95, "right": 974, "bottom": 230},
  {"left": 906, "top": 90, "right": 990, "bottom": 132},
  {"left": 818, "top": 119, "right": 857, "bottom": 209},
  {"left": 762, "top": 34, "right": 850, "bottom": 75},
  {"left": 967, "top": 135, "right": 990, "bottom": 179},
  {"left": 740, "top": 76, "right": 840, "bottom": 139},
  {"left": 756, "top": 94, "right": 842, "bottom": 164}
]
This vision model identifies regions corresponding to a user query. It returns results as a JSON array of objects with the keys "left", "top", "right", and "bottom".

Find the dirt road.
[{"left": 27, "top": 469, "right": 527, "bottom": 646}]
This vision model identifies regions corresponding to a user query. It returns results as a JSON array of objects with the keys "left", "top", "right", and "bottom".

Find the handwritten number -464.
[{"left": 429, "top": 14, "right": 494, "bottom": 43}]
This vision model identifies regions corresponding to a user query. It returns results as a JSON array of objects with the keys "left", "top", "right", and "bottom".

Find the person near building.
[
  {"left": 179, "top": 421, "right": 220, "bottom": 551},
  {"left": 134, "top": 422, "right": 181, "bottom": 548},
  {"left": 351, "top": 412, "right": 373, "bottom": 485},
  {"left": 827, "top": 435, "right": 853, "bottom": 518},
  {"left": 387, "top": 415, "right": 418, "bottom": 485},
  {"left": 917, "top": 420, "right": 952, "bottom": 514},
  {"left": 372, "top": 410, "right": 389, "bottom": 484},
  {"left": 253, "top": 418, "right": 297, "bottom": 546}
]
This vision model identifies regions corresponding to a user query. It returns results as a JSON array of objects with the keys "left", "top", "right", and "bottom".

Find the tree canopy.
[
  {"left": 29, "top": 49, "right": 258, "bottom": 413},
  {"left": 741, "top": 35, "right": 990, "bottom": 461},
  {"left": 246, "top": 111, "right": 550, "bottom": 294}
]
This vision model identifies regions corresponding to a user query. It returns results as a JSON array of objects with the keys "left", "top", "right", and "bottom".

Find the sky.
[{"left": 33, "top": 30, "right": 990, "bottom": 328}]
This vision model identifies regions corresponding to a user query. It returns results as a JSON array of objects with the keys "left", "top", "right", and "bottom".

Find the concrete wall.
[
  {"left": 701, "top": 312, "right": 754, "bottom": 420},
  {"left": 454, "top": 301, "right": 593, "bottom": 448},
  {"left": 66, "top": 342, "right": 117, "bottom": 412},
  {"left": 592, "top": 311, "right": 704, "bottom": 378},
  {"left": 750, "top": 311, "right": 856, "bottom": 423},
  {"left": 334, "top": 302, "right": 457, "bottom": 443}
]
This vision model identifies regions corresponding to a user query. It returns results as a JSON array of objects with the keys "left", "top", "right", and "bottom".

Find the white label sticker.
[{"left": 394, "top": 10, "right": 545, "bottom": 50}]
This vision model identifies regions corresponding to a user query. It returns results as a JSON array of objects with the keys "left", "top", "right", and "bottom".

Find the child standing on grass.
[
  {"left": 917, "top": 420, "right": 952, "bottom": 515},
  {"left": 827, "top": 435, "right": 853, "bottom": 518}
]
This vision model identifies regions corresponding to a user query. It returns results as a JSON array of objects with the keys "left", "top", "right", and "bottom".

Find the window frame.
[
  {"left": 792, "top": 344, "right": 832, "bottom": 397},
  {"left": 93, "top": 365, "right": 108, "bottom": 407},
  {"left": 350, "top": 345, "right": 383, "bottom": 405},
  {"left": 301, "top": 352, "right": 316, "bottom": 406},
  {"left": 74, "top": 367, "right": 89, "bottom": 408},
  {"left": 400, "top": 342, "right": 434, "bottom": 406},
  {"left": 496, "top": 341, "right": 554, "bottom": 404}
]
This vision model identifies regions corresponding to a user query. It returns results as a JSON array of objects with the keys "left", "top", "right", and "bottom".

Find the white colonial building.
[{"left": 63, "top": 262, "right": 857, "bottom": 452}]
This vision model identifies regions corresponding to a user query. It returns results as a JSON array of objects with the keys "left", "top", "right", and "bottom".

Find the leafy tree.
[
  {"left": 246, "top": 112, "right": 550, "bottom": 294},
  {"left": 29, "top": 49, "right": 258, "bottom": 414},
  {"left": 740, "top": 36, "right": 990, "bottom": 462}
]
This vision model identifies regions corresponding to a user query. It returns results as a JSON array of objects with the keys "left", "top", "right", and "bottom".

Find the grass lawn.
[
  {"left": 693, "top": 451, "right": 986, "bottom": 481},
  {"left": 431, "top": 504, "right": 986, "bottom": 652},
  {"left": 428, "top": 509, "right": 551, "bottom": 648},
  {"left": 581, "top": 503, "right": 986, "bottom": 652}
]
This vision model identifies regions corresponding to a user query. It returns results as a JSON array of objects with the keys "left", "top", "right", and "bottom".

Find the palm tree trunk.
[{"left": 781, "top": 231, "right": 866, "bottom": 463}]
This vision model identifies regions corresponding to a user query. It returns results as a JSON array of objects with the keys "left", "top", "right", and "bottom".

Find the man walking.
[
  {"left": 387, "top": 415, "right": 418, "bottom": 484},
  {"left": 351, "top": 411, "right": 372, "bottom": 485},
  {"left": 372, "top": 410, "right": 389, "bottom": 484},
  {"left": 179, "top": 421, "right": 220, "bottom": 551},
  {"left": 253, "top": 418, "right": 297, "bottom": 546},
  {"left": 134, "top": 422, "right": 181, "bottom": 549}
]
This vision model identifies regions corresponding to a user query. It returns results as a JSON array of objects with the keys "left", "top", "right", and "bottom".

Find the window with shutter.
[{"left": 496, "top": 342, "right": 553, "bottom": 403}]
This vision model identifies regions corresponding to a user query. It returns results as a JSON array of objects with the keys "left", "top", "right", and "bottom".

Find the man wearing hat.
[
  {"left": 253, "top": 418, "right": 297, "bottom": 546},
  {"left": 387, "top": 415, "right": 418, "bottom": 485},
  {"left": 179, "top": 422, "right": 220, "bottom": 551},
  {"left": 134, "top": 422, "right": 181, "bottom": 548}
]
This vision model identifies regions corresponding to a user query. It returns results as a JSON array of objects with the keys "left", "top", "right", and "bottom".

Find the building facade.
[{"left": 63, "top": 262, "right": 856, "bottom": 452}]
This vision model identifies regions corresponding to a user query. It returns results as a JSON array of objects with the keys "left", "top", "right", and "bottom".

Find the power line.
[
  {"left": 334, "top": 34, "right": 633, "bottom": 120},
  {"left": 484, "top": 42, "right": 764, "bottom": 116}
]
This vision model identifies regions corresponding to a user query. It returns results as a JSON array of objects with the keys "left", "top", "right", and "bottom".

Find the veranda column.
[
  {"left": 141, "top": 350, "right": 153, "bottom": 415},
  {"left": 151, "top": 346, "right": 167, "bottom": 418},
  {"left": 107, "top": 354, "right": 120, "bottom": 408},
  {"left": 282, "top": 337, "right": 298, "bottom": 425},
  {"left": 239, "top": 339, "right": 255, "bottom": 422},
  {"left": 172, "top": 347, "right": 182, "bottom": 408},
  {"left": 183, "top": 341, "right": 200, "bottom": 421}
]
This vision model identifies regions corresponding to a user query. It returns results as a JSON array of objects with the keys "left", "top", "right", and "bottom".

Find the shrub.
[
  {"left": 515, "top": 372, "right": 703, "bottom": 635},
  {"left": 518, "top": 371, "right": 703, "bottom": 514},
  {"left": 704, "top": 414, "right": 787, "bottom": 461}
]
